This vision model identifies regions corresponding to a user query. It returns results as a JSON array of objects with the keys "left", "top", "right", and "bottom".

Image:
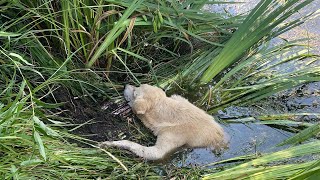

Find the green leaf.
[
  {"left": 33, "top": 98, "right": 64, "bottom": 109},
  {"left": 20, "top": 159, "right": 43, "bottom": 166},
  {"left": 33, "top": 130, "right": 46, "bottom": 161},
  {"left": 33, "top": 116, "right": 60, "bottom": 137},
  {"left": 290, "top": 160, "right": 320, "bottom": 180},
  {"left": 277, "top": 123, "right": 320, "bottom": 146},
  {"left": 0, "top": 31, "right": 21, "bottom": 37},
  {"left": 87, "top": 0, "right": 145, "bottom": 68},
  {"left": 203, "top": 141, "right": 320, "bottom": 179},
  {"left": 10, "top": 165, "right": 18, "bottom": 180},
  {"left": 9, "top": 52, "right": 33, "bottom": 66}
]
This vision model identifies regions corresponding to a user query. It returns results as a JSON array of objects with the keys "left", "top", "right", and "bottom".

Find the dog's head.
[{"left": 124, "top": 84, "right": 166, "bottom": 115}]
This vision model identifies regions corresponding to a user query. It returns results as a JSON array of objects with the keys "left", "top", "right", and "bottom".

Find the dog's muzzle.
[{"left": 124, "top": 84, "right": 135, "bottom": 103}]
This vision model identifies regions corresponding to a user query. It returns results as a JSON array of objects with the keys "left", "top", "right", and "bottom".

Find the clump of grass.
[
  {"left": 203, "top": 125, "right": 320, "bottom": 179},
  {"left": 0, "top": 48, "right": 170, "bottom": 178},
  {"left": 1, "top": 1, "right": 235, "bottom": 178},
  {"left": 1, "top": 0, "right": 319, "bottom": 179}
]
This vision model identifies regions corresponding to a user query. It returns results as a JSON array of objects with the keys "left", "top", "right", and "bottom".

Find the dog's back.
[{"left": 150, "top": 94, "right": 227, "bottom": 150}]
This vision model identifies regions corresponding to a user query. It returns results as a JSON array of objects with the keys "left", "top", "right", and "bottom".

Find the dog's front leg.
[
  {"left": 99, "top": 140, "right": 163, "bottom": 160},
  {"left": 99, "top": 137, "right": 181, "bottom": 160}
]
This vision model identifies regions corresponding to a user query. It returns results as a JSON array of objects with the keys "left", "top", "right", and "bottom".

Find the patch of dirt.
[
  {"left": 68, "top": 101, "right": 131, "bottom": 142},
  {"left": 53, "top": 87, "right": 155, "bottom": 145}
]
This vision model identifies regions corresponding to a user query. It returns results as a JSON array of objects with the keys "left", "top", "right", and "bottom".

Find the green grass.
[
  {"left": 1, "top": 0, "right": 319, "bottom": 179},
  {"left": 203, "top": 141, "right": 320, "bottom": 179}
]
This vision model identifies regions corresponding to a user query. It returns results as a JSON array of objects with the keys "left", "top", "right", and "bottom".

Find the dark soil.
[{"left": 53, "top": 87, "right": 155, "bottom": 146}]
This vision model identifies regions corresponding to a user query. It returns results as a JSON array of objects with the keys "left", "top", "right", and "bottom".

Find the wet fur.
[{"left": 99, "top": 84, "right": 227, "bottom": 160}]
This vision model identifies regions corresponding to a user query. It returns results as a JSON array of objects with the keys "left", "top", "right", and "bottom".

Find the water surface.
[{"left": 174, "top": 0, "right": 320, "bottom": 167}]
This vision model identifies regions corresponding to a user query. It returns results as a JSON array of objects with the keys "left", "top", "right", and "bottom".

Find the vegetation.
[{"left": 0, "top": 0, "right": 319, "bottom": 179}]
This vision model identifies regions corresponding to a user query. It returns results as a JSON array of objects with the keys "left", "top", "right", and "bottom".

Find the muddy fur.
[{"left": 100, "top": 84, "right": 228, "bottom": 160}]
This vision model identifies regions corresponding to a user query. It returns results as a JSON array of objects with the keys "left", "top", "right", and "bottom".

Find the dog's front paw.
[{"left": 98, "top": 141, "right": 113, "bottom": 148}]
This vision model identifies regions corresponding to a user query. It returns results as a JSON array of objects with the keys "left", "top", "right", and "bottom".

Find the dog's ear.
[{"left": 132, "top": 98, "right": 149, "bottom": 115}]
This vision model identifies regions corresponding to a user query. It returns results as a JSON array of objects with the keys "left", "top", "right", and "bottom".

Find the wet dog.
[{"left": 99, "top": 84, "right": 227, "bottom": 160}]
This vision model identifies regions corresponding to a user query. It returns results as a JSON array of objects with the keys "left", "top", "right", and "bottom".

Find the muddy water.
[
  {"left": 174, "top": 1, "right": 320, "bottom": 167},
  {"left": 174, "top": 123, "right": 293, "bottom": 167}
]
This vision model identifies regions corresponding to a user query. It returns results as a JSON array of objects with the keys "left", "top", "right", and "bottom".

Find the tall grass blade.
[
  {"left": 33, "top": 131, "right": 46, "bottom": 161},
  {"left": 61, "top": 0, "right": 71, "bottom": 56},
  {"left": 289, "top": 160, "right": 320, "bottom": 180},
  {"left": 277, "top": 123, "right": 320, "bottom": 146},
  {"left": 200, "top": 0, "right": 313, "bottom": 83},
  {"left": 0, "top": 31, "right": 20, "bottom": 37},
  {"left": 203, "top": 141, "right": 320, "bottom": 179},
  {"left": 87, "top": 0, "right": 144, "bottom": 68}
]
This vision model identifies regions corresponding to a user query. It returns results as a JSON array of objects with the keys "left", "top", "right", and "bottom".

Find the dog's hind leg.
[{"left": 99, "top": 133, "right": 184, "bottom": 160}]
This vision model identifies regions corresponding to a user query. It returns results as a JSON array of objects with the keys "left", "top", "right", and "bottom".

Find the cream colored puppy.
[{"left": 99, "top": 84, "right": 227, "bottom": 160}]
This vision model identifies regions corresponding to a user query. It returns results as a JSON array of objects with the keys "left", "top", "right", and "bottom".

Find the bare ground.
[{"left": 53, "top": 87, "right": 155, "bottom": 146}]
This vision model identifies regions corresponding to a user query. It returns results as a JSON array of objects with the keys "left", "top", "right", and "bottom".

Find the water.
[
  {"left": 204, "top": 0, "right": 320, "bottom": 54},
  {"left": 176, "top": 123, "right": 292, "bottom": 166},
  {"left": 174, "top": 0, "right": 320, "bottom": 167}
]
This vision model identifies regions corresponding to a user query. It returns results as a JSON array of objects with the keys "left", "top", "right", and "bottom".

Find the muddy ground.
[{"left": 53, "top": 87, "right": 155, "bottom": 147}]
